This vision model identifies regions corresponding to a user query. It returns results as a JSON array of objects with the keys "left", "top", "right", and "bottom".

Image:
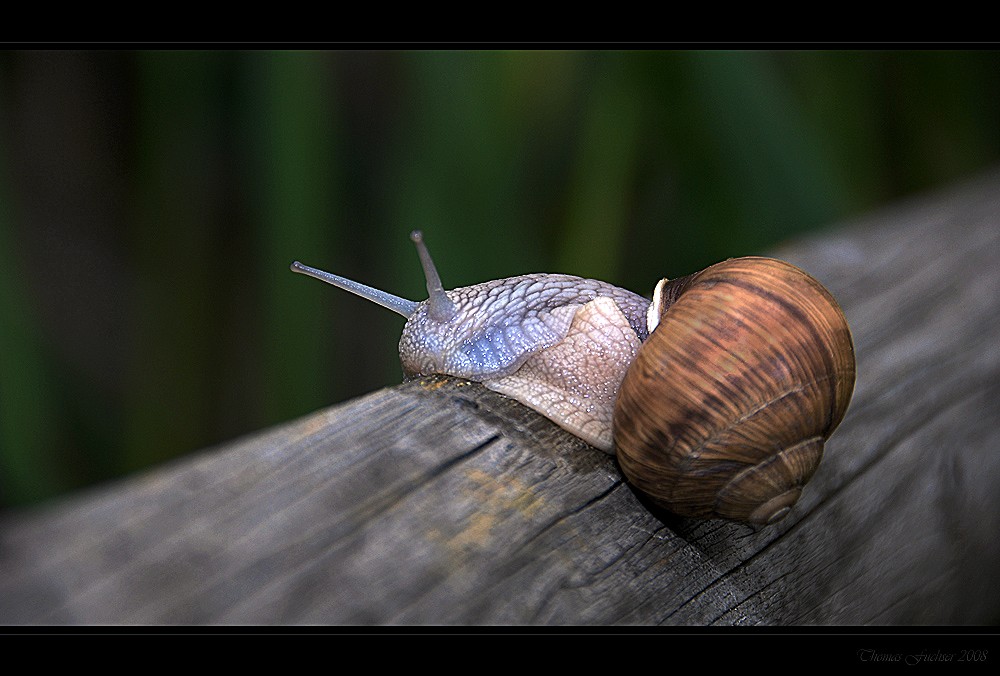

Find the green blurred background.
[{"left": 1, "top": 49, "right": 998, "bottom": 508}]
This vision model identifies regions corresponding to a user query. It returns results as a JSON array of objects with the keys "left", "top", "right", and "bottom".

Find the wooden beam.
[{"left": 3, "top": 171, "right": 1000, "bottom": 624}]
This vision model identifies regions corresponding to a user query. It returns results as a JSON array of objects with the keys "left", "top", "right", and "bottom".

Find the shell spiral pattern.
[{"left": 613, "top": 257, "right": 856, "bottom": 525}]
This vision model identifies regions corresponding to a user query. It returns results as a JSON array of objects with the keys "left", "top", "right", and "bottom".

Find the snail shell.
[{"left": 613, "top": 257, "right": 856, "bottom": 525}]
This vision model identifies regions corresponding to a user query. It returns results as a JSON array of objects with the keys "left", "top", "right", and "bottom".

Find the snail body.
[{"left": 291, "top": 232, "right": 855, "bottom": 525}]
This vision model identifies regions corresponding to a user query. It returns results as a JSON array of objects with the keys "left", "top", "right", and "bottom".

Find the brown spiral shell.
[{"left": 612, "top": 257, "right": 856, "bottom": 525}]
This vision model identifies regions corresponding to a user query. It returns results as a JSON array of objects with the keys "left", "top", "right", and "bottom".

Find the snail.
[{"left": 291, "top": 231, "right": 856, "bottom": 525}]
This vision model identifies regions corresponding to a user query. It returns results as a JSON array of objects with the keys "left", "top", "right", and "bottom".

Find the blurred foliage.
[{"left": 0, "top": 49, "right": 998, "bottom": 507}]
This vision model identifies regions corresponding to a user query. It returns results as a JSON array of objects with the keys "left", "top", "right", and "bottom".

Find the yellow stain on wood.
[
  {"left": 419, "top": 376, "right": 474, "bottom": 391},
  {"left": 286, "top": 412, "right": 331, "bottom": 443},
  {"left": 303, "top": 414, "right": 330, "bottom": 436},
  {"left": 463, "top": 468, "right": 546, "bottom": 521},
  {"left": 421, "top": 378, "right": 450, "bottom": 391},
  {"left": 428, "top": 467, "right": 547, "bottom": 560}
]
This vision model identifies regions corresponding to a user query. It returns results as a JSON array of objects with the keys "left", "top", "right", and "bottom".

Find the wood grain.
[{"left": 2, "top": 170, "right": 1000, "bottom": 625}]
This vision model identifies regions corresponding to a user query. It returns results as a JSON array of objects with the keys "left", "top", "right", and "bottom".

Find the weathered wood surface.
[{"left": 3, "top": 171, "right": 1000, "bottom": 625}]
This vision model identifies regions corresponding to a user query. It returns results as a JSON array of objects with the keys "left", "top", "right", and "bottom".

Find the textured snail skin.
[
  {"left": 395, "top": 274, "right": 651, "bottom": 451},
  {"left": 612, "top": 257, "right": 856, "bottom": 525},
  {"left": 399, "top": 274, "right": 650, "bottom": 380},
  {"left": 481, "top": 295, "right": 644, "bottom": 451},
  {"left": 292, "top": 235, "right": 652, "bottom": 453}
]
